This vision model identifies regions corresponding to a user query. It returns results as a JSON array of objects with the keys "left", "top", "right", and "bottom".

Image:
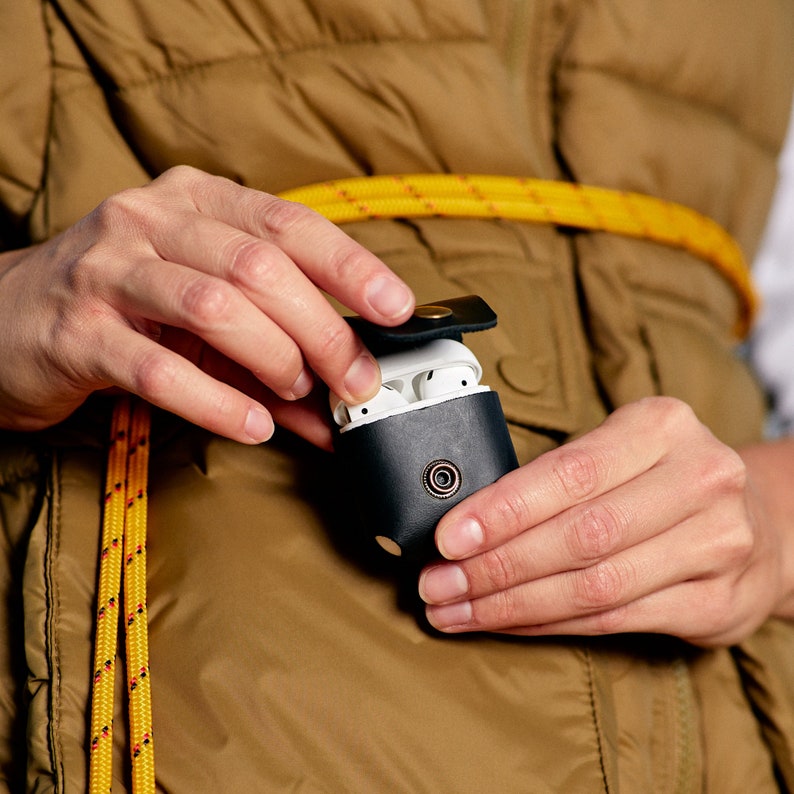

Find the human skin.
[
  {"left": 2, "top": 166, "right": 792, "bottom": 648},
  {"left": 419, "top": 398, "right": 794, "bottom": 647},
  {"left": 0, "top": 166, "right": 415, "bottom": 448}
]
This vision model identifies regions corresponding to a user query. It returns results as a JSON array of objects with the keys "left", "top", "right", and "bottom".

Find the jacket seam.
[
  {"left": 671, "top": 657, "right": 697, "bottom": 794},
  {"left": 38, "top": 0, "right": 61, "bottom": 237},
  {"left": 44, "top": 450, "right": 65, "bottom": 790},
  {"left": 584, "top": 647, "right": 612, "bottom": 793},
  {"left": 101, "top": 35, "right": 488, "bottom": 96}
]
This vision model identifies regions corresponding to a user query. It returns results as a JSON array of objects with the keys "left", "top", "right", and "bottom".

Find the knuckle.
[
  {"left": 491, "top": 486, "right": 533, "bottom": 537},
  {"left": 323, "top": 240, "right": 371, "bottom": 283},
  {"left": 711, "top": 517, "right": 755, "bottom": 570},
  {"left": 44, "top": 313, "right": 105, "bottom": 384},
  {"left": 729, "top": 522, "right": 755, "bottom": 563},
  {"left": 155, "top": 164, "right": 200, "bottom": 187},
  {"left": 260, "top": 342, "right": 304, "bottom": 389},
  {"left": 699, "top": 447, "right": 747, "bottom": 496},
  {"left": 227, "top": 238, "right": 275, "bottom": 288},
  {"left": 312, "top": 317, "right": 352, "bottom": 361},
  {"left": 159, "top": 166, "right": 233, "bottom": 213},
  {"left": 180, "top": 277, "right": 236, "bottom": 329},
  {"left": 92, "top": 187, "right": 151, "bottom": 235},
  {"left": 130, "top": 347, "right": 180, "bottom": 400},
  {"left": 260, "top": 196, "right": 314, "bottom": 239},
  {"left": 260, "top": 198, "right": 369, "bottom": 283},
  {"left": 479, "top": 547, "right": 520, "bottom": 593},
  {"left": 642, "top": 395, "right": 695, "bottom": 431},
  {"left": 59, "top": 249, "right": 103, "bottom": 295},
  {"left": 589, "top": 604, "right": 630, "bottom": 634},
  {"left": 480, "top": 589, "right": 519, "bottom": 629},
  {"left": 552, "top": 448, "right": 601, "bottom": 502},
  {"left": 692, "top": 580, "right": 737, "bottom": 633},
  {"left": 567, "top": 502, "right": 626, "bottom": 562},
  {"left": 572, "top": 559, "right": 629, "bottom": 611}
]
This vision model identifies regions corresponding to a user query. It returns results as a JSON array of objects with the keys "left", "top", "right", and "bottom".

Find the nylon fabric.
[
  {"left": 2, "top": 0, "right": 794, "bottom": 790},
  {"left": 84, "top": 420, "right": 616, "bottom": 792},
  {"left": 0, "top": 443, "right": 44, "bottom": 790}
]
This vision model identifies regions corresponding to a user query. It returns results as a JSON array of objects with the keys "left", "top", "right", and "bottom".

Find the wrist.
[{"left": 740, "top": 437, "right": 794, "bottom": 621}]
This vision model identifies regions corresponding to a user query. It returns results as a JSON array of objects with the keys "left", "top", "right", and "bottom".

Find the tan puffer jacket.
[{"left": 2, "top": 1, "right": 794, "bottom": 791}]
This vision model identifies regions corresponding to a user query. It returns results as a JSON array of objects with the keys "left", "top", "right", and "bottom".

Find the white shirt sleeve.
[{"left": 749, "top": 98, "right": 794, "bottom": 436}]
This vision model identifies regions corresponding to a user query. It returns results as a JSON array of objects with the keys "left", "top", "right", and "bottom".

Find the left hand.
[{"left": 419, "top": 397, "right": 787, "bottom": 648}]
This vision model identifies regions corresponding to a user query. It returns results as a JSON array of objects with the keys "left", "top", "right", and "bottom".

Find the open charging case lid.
[{"left": 345, "top": 294, "right": 497, "bottom": 354}]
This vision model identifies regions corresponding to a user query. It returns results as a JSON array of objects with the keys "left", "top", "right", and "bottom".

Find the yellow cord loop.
[
  {"left": 89, "top": 397, "right": 154, "bottom": 793},
  {"left": 280, "top": 174, "right": 757, "bottom": 338},
  {"left": 88, "top": 172, "right": 756, "bottom": 791}
]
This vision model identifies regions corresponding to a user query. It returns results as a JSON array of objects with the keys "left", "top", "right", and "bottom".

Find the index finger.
[
  {"left": 183, "top": 170, "right": 416, "bottom": 326},
  {"left": 434, "top": 398, "right": 687, "bottom": 560}
]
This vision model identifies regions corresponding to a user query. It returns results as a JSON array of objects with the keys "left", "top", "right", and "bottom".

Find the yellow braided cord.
[
  {"left": 124, "top": 400, "right": 155, "bottom": 793},
  {"left": 89, "top": 397, "right": 155, "bottom": 793},
  {"left": 278, "top": 174, "right": 757, "bottom": 337},
  {"left": 90, "top": 397, "right": 132, "bottom": 793}
]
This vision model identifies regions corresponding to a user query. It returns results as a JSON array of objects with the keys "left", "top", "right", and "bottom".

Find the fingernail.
[
  {"left": 438, "top": 517, "right": 484, "bottom": 559},
  {"left": 244, "top": 406, "right": 274, "bottom": 443},
  {"left": 366, "top": 276, "right": 414, "bottom": 320},
  {"left": 343, "top": 354, "right": 380, "bottom": 400},
  {"left": 289, "top": 367, "right": 313, "bottom": 399},
  {"left": 419, "top": 564, "right": 469, "bottom": 604},
  {"left": 426, "top": 601, "right": 473, "bottom": 630}
]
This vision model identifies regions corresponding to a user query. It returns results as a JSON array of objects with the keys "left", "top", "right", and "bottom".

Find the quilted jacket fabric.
[{"left": 1, "top": 1, "right": 794, "bottom": 791}]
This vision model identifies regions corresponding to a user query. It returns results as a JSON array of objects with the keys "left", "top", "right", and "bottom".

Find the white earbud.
[
  {"left": 416, "top": 365, "right": 479, "bottom": 400},
  {"left": 330, "top": 339, "right": 485, "bottom": 428},
  {"left": 331, "top": 384, "right": 408, "bottom": 426}
]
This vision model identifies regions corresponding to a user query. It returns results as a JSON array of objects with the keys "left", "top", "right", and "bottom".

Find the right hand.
[{"left": 0, "top": 166, "right": 415, "bottom": 448}]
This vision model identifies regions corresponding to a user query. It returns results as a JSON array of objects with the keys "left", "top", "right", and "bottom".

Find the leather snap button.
[
  {"left": 422, "top": 459, "right": 462, "bottom": 499},
  {"left": 413, "top": 305, "right": 453, "bottom": 320},
  {"left": 497, "top": 355, "right": 548, "bottom": 395}
]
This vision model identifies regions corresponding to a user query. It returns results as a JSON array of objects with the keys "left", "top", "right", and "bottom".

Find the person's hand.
[
  {"left": 419, "top": 397, "right": 790, "bottom": 647},
  {"left": 0, "top": 166, "right": 414, "bottom": 448}
]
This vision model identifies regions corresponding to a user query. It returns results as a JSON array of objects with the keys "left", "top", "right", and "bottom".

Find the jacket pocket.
[
  {"left": 348, "top": 218, "right": 609, "bottom": 455},
  {"left": 576, "top": 233, "right": 765, "bottom": 448}
]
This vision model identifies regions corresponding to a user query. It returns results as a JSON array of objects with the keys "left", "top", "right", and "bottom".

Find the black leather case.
[
  {"left": 335, "top": 390, "right": 518, "bottom": 560},
  {"left": 333, "top": 296, "right": 518, "bottom": 560}
]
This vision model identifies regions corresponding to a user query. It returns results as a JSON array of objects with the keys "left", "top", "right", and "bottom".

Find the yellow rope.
[
  {"left": 89, "top": 397, "right": 154, "bottom": 793},
  {"left": 88, "top": 172, "right": 756, "bottom": 790},
  {"left": 124, "top": 401, "right": 155, "bottom": 793},
  {"left": 89, "top": 399, "right": 130, "bottom": 793},
  {"left": 279, "top": 174, "right": 757, "bottom": 338}
]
